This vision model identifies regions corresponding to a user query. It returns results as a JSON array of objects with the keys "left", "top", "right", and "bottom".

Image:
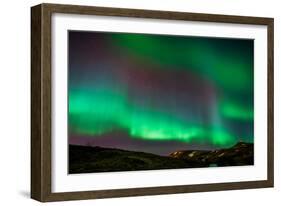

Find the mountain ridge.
[{"left": 69, "top": 141, "right": 253, "bottom": 174}]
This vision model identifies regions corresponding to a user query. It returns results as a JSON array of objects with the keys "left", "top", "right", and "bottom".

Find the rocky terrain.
[
  {"left": 69, "top": 142, "right": 253, "bottom": 174},
  {"left": 169, "top": 142, "right": 253, "bottom": 167}
]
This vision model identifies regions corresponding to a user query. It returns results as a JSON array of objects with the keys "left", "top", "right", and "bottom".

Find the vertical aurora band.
[{"left": 68, "top": 31, "right": 254, "bottom": 154}]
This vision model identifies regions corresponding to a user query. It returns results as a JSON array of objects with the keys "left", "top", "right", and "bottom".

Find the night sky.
[{"left": 68, "top": 31, "right": 254, "bottom": 156}]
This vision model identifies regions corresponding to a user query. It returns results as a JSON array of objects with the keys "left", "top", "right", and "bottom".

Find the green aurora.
[{"left": 68, "top": 32, "right": 254, "bottom": 150}]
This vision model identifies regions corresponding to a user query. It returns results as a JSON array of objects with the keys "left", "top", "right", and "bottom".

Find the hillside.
[
  {"left": 69, "top": 142, "right": 253, "bottom": 173},
  {"left": 69, "top": 145, "right": 191, "bottom": 173}
]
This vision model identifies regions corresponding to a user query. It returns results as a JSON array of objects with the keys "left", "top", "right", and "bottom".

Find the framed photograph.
[{"left": 31, "top": 3, "right": 274, "bottom": 202}]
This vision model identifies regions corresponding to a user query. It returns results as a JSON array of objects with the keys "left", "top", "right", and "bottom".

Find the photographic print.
[
  {"left": 68, "top": 31, "right": 254, "bottom": 174},
  {"left": 31, "top": 4, "right": 273, "bottom": 201}
]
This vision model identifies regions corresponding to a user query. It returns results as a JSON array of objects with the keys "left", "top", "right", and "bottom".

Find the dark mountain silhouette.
[{"left": 69, "top": 142, "right": 253, "bottom": 174}]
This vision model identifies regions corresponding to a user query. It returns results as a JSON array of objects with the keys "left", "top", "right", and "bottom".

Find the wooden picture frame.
[{"left": 31, "top": 3, "right": 274, "bottom": 202}]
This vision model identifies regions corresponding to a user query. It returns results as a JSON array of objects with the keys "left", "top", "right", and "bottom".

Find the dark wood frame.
[{"left": 31, "top": 3, "right": 274, "bottom": 202}]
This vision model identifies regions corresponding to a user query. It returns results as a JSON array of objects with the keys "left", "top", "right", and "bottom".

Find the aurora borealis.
[{"left": 68, "top": 31, "right": 254, "bottom": 156}]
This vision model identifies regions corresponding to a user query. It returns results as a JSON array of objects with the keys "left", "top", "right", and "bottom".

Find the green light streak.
[
  {"left": 111, "top": 34, "right": 253, "bottom": 92},
  {"left": 220, "top": 100, "right": 254, "bottom": 120},
  {"left": 69, "top": 87, "right": 236, "bottom": 146}
]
